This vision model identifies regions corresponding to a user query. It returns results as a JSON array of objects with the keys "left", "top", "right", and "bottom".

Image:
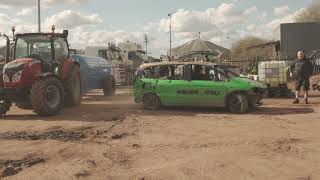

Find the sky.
[{"left": 0, "top": 0, "right": 314, "bottom": 57}]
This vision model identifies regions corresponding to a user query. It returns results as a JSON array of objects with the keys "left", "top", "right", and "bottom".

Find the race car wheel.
[
  {"left": 30, "top": 77, "right": 64, "bottom": 116},
  {"left": 227, "top": 93, "right": 249, "bottom": 114},
  {"left": 65, "top": 65, "right": 82, "bottom": 106},
  {"left": 142, "top": 93, "right": 161, "bottom": 110},
  {"left": 103, "top": 75, "right": 116, "bottom": 96},
  {"left": 0, "top": 99, "right": 11, "bottom": 116}
]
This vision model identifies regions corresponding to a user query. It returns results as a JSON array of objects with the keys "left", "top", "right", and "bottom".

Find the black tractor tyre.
[
  {"left": 103, "top": 75, "right": 116, "bottom": 96},
  {"left": 227, "top": 93, "right": 249, "bottom": 114},
  {"left": 30, "top": 77, "right": 64, "bottom": 116},
  {"left": 0, "top": 100, "right": 11, "bottom": 116},
  {"left": 16, "top": 102, "right": 32, "bottom": 110},
  {"left": 142, "top": 93, "right": 161, "bottom": 110},
  {"left": 65, "top": 65, "right": 82, "bottom": 106}
]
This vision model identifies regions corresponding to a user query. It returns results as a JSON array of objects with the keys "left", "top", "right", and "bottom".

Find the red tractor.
[{"left": 0, "top": 29, "right": 81, "bottom": 116}]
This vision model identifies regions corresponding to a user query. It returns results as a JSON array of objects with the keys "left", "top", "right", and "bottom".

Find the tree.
[{"left": 230, "top": 36, "right": 268, "bottom": 60}]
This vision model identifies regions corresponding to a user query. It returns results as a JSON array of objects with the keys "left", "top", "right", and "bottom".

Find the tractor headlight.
[
  {"left": 3, "top": 74, "right": 10, "bottom": 83},
  {"left": 12, "top": 70, "right": 23, "bottom": 83}
]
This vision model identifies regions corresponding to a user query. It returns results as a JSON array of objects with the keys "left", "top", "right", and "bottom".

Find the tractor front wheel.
[
  {"left": 0, "top": 99, "right": 11, "bottom": 116},
  {"left": 65, "top": 66, "right": 82, "bottom": 106},
  {"left": 30, "top": 77, "right": 64, "bottom": 116}
]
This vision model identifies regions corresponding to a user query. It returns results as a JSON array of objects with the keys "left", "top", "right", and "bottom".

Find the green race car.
[{"left": 134, "top": 61, "right": 267, "bottom": 114}]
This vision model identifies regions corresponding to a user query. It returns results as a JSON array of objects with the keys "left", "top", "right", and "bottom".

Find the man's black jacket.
[{"left": 290, "top": 59, "right": 313, "bottom": 80}]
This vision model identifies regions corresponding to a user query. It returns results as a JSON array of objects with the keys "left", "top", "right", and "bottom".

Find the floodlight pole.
[
  {"left": 168, "top": 13, "right": 172, "bottom": 60},
  {"left": 38, "top": 0, "right": 41, "bottom": 32}
]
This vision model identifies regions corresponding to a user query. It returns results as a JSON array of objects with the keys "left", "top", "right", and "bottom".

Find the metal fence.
[{"left": 221, "top": 50, "right": 320, "bottom": 76}]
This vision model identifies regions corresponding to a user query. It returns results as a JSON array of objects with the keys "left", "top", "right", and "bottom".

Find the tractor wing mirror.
[{"left": 63, "top": 30, "right": 68, "bottom": 38}]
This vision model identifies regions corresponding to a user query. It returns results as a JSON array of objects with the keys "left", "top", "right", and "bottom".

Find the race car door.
[
  {"left": 188, "top": 66, "right": 228, "bottom": 107},
  {"left": 155, "top": 65, "right": 190, "bottom": 105}
]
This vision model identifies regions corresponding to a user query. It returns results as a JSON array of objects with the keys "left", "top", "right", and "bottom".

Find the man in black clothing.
[{"left": 290, "top": 51, "right": 313, "bottom": 104}]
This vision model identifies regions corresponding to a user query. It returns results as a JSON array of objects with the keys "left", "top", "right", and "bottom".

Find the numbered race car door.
[
  {"left": 155, "top": 64, "right": 190, "bottom": 106},
  {"left": 170, "top": 64, "right": 198, "bottom": 106},
  {"left": 188, "top": 65, "right": 228, "bottom": 107}
]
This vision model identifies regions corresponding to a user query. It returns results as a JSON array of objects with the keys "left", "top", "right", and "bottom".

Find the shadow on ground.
[
  {"left": 252, "top": 107, "right": 314, "bottom": 115},
  {"left": 1, "top": 103, "right": 314, "bottom": 122}
]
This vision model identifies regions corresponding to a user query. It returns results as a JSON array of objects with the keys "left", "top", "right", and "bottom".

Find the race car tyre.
[
  {"left": 142, "top": 93, "right": 161, "bottom": 110},
  {"left": 0, "top": 99, "right": 11, "bottom": 115},
  {"left": 227, "top": 93, "right": 249, "bottom": 114},
  {"left": 65, "top": 65, "right": 82, "bottom": 106},
  {"left": 103, "top": 75, "right": 116, "bottom": 96},
  {"left": 30, "top": 77, "right": 64, "bottom": 116}
]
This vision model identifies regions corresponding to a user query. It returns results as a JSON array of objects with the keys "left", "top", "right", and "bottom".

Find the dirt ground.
[{"left": 0, "top": 88, "right": 320, "bottom": 180}]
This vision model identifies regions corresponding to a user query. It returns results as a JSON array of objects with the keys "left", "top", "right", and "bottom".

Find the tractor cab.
[
  {"left": 12, "top": 30, "right": 69, "bottom": 77},
  {"left": 0, "top": 28, "right": 82, "bottom": 116}
]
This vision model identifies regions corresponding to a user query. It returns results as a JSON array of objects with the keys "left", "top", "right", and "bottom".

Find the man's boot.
[
  {"left": 305, "top": 98, "right": 309, "bottom": 104},
  {"left": 293, "top": 98, "right": 299, "bottom": 104}
]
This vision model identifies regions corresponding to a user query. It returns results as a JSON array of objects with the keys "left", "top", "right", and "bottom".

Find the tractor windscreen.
[{"left": 15, "top": 35, "right": 52, "bottom": 62}]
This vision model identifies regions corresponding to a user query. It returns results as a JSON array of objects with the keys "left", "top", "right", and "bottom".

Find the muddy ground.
[{"left": 0, "top": 88, "right": 320, "bottom": 180}]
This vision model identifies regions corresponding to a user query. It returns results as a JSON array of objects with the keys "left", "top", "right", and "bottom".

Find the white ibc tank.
[{"left": 258, "top": 61, "right": 287, "bottom": 87}]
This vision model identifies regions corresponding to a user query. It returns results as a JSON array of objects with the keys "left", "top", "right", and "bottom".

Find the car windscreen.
[{"left": 217, "top": 66, "right": 240, "bottom": 78}]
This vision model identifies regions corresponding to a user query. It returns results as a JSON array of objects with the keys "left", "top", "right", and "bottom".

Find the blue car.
[{"left": 70, "top": 54, "right": 116, "bottom": 96}]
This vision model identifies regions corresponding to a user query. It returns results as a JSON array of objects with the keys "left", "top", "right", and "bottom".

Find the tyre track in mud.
[
  {"left": 0, "top": 115, "right": 143, "bottom": 179},
  {"left": 0, "top": 155, "right": 46, "bottom": 178}
]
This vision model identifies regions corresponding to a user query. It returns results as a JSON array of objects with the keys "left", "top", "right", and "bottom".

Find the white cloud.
[
  {"left": 44, "top": 10, "right": 102, "bottom": 29},
  {"left": 273, "top": 5, "right": 290, "bottom": 16},
  {"left": 43, "top": 0, "right": 89, "bottom": 4},
  {"left": 17, "top": 8, "right": 33, "bottom": 16},
  {"left": 0, "top": 5, "right": 10, "bottom": 9},
  {"left": 0, "top": 13, "right": 14, "bottom": 26},
  {"left": 145, "top": 3, "right": 258, "bottom": 34},
  {"left": 267, "top": 8, "right": 305, "bottom": 29},
  {"left": 68, "top": 27, "right": 144, "bottom": 50},
  {"left": 144, "top": 3, "right": 262, "bottom": 52},
  {"left": 0, "top": 0, "right": 89, "bottom": 7},
  {"left": 243, "top": 6, "right": 258, "bottom": 16}
]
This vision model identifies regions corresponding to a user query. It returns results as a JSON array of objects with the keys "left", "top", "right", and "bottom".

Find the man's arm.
[
  {"left": 290, "top": 61, "right": 295, "bottom": 73},
  {"left": 290, "top": 61, "right": 296, "bottom": 77}
]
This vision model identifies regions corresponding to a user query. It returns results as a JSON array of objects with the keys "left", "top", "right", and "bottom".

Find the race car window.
[
  {"left": 158, "top": 66, "right": 172, "bottom": 80},
  {"left": 191, "top": 65, "right": 210, "bottom": 80},
  {"left": 141, "top": 65, "right": 185, "bottom": 80},
  {"left": 210, "top": 67, "right": 228, "bottom": 81},
  {"left": 141, "top": 66, "right": 157, "bottom": 79},
  {"left": 173, "top": 65, "right": 184, "bottom": 80}
]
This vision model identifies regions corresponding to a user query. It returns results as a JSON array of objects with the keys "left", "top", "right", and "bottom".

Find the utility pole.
[
  {"left": 144, "top": 34, "right": 149, "bottom": 55},
  {"left": 38, "top": 0, "right": 41, "bottom": 32},
  {"left": 168, "top": 12, "right": 174, "bottom": 60}
]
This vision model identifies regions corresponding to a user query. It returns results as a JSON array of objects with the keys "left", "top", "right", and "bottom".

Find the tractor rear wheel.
[
  {"left": 30, "top": 77, "right": 64, "bottom": 116},
  {"left": 65, "top": 66, "right": 82, "bottom": 106},
  {"left": 0, "top": 99, "right": 11, "bottom": 116},
  {"left": 103, "top": 75, "right": 116, "bottom": 96},
  {"left": 227, "top": 93, "right": 249, "bottom": 114}
]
